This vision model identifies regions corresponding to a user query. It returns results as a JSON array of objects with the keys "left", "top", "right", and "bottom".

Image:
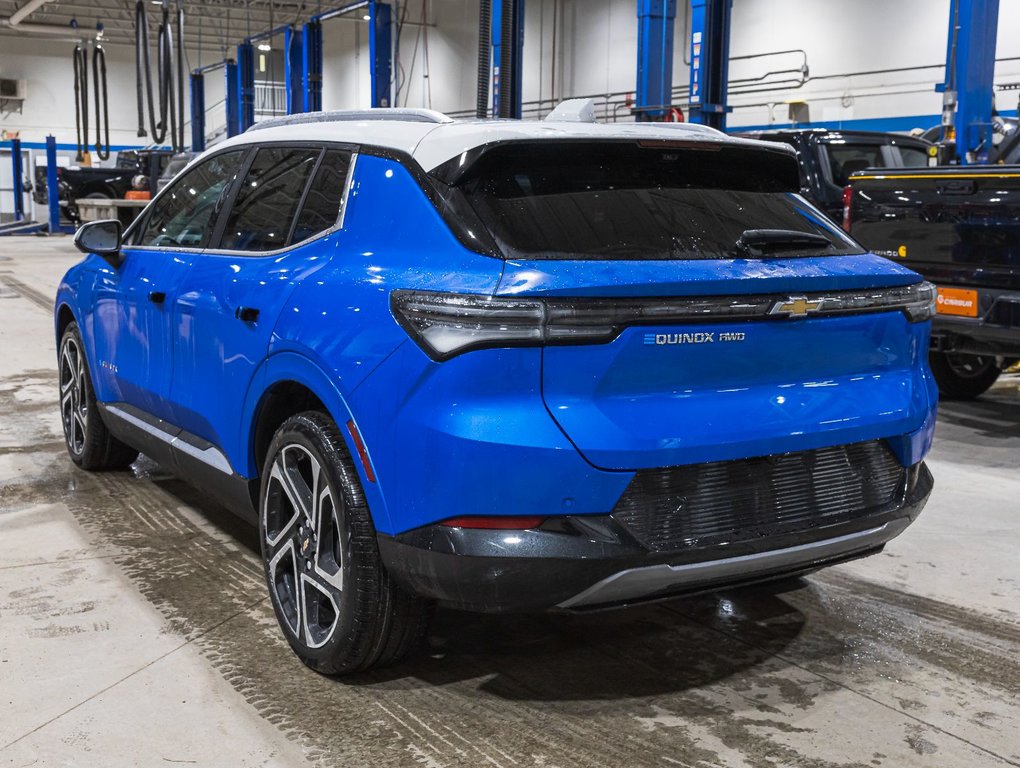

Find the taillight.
[
  {"left": 391, "top": 282, "right": 937, "bottom": 361},
  {"left": 842, "top": 185, "right": 853, "bottom": 233},
  {"left": 440, "top": 516, "right": 546, "bottom": 529}
]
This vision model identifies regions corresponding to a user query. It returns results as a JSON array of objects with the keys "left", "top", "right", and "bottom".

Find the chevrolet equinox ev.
[{"left": 56, "top": 104, "right": 937, "bottom": 674}]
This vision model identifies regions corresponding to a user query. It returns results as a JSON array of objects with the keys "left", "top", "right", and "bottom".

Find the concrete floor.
[{"left": 1, "top": 236, "right": 1018, "bottom": 768}]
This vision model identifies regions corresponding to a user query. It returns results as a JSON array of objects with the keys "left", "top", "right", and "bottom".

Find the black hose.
[
  {"left": 175, "top": 2, "right": 185, "bottom": 151},
  {"left": 136, "top": 1, "right": 164, "bottom": 143},
  {"left": 498, "top": 0, "right": 514, "bottom": 118},
  {"left": 73, "top": 44, "right": 89, "bottom": 162},
  {"left": 135, "top": 3, "right": 145, "bottom": 137},
  {"left": 92, "top": 45, "right": 110, "bottom": 161},
  {"left": 476, "top": 0, "right": 491, "bottom": 119},
  {"left": 159, "top": 7, "right": 177, "bottom": 151}
]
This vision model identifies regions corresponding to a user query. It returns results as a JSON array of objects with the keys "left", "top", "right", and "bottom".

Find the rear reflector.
[
  {"left": 346, "top": 419, "right": 376, "bottom": 483},
  {"left": 440, "top": 516, "right": 546, "bottom": 529}
]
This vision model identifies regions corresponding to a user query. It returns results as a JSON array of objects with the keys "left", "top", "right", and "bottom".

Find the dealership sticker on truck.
[{"left": 935, "top": 286, "right": 979, "bottom": 318}]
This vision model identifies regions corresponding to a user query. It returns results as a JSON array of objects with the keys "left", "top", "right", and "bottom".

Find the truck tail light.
[{"left": 841, "top": 185, "right": 853, "bottom": 233}]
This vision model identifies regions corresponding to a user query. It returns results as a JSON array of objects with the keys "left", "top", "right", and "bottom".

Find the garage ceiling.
[{"left": 0, "top": 0, "right": 342, "bottom": 53}]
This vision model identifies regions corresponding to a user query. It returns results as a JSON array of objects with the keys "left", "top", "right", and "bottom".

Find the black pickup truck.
[
  {"left": 846, "top": 166, "right": 1020, "bottom": 399},
  {"left": 735, "top": 128, "right": 935, "bottom": 222},
  {"left": 33, "top": 148, "right": 174, "bottom": 224}
]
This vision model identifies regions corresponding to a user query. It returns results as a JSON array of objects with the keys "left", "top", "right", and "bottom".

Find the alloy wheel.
[
  {"left": 263, "top": 443, "right": 346, "bottom": 649},
  {"left": 59, "top": 336, "right": 88, "bottom": 456}
]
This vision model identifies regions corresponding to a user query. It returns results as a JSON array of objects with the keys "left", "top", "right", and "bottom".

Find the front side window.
[
  {"left": 450, "top": 141, "right": 862, "bottom": 261},
  {"left": 217, "top": 147, "right": 320, "bottom": 252},
  {"left": 138, "top": 150, "right": 245, "bottom": 248}
]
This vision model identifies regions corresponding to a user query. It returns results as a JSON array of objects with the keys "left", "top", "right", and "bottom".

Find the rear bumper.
[
  {"left": 931, "top": 288, "right": 1020, "bottom": 357},
  {"left": 378, "top": 461, "right": 933, "bottom": 612}
]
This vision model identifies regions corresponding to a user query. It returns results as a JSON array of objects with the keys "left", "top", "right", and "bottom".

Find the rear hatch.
[{"left": 449, "top": 140, "right": 933, "bottom": 470}]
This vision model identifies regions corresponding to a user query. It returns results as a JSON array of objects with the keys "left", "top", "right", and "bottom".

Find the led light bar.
[{"left": 391, "top": 281, "right": 935, "bottom": 361}]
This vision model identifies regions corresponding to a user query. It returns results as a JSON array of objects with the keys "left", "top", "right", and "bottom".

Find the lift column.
[
  {"left": 939, "top": 0, "right": 1000, "bottom": 163},
  {"left": 45, "top": 136, "right": 63, "bottom": 234},
  {"left": 492, "top": 0, "right": 524, "bottom": 118},
  {"left": 190, "top": 71, "right": 206, "bottom": 151},
  {"left": 688, "top": 0, "right": 732, "bottom": 130},
  {"left": 236, "top": 42, "right": 256, "bottom": 133},
  {"left": 225, "top": 60, "right": 240, "bottom": 137},
  {"left": 285, "top": 26, "right": 304, "bottom": 114},
  {"left": 636, "top": 0, "right": 676, "bottom": 120},
  {"left": 368, "top": 2, "right": 393, "bottom": 107},
  {"left": 10, "top": 138, "right": 25, "bottom": 222},
  {"left": 301, "top": 19, "right": 323, "bottom": 112}
]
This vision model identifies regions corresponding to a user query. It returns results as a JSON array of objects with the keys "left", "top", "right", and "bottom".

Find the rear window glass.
[
  {"left": 450, "top": 141, "right": 862, "bottom": 261},
  {"left": 825, "top": 143, "right": 885, "bottom": 186},
  {"left": 899, "top": 146, "right": 929, "bottom": 167},
  {"left": 290, "top": 150, "right": 351, "bottom": 243}
]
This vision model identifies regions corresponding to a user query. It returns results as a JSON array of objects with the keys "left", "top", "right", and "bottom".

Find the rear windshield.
[{"left": 449, "top": 141, "right": 863, "bottom": 261}]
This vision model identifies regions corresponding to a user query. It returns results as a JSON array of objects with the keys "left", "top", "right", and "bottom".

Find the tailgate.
[
  {"left": 498, "top": 257, "right": 934, "bottom": 471},
  {"left": 849, "top": 168, "right": 1020, "bottom": 290}
]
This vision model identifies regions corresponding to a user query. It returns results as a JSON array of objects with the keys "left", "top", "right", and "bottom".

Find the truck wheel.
[
  {"left": 929, "top": 352, "right": 1001, "bottom": 400},
  {"left": 259, "top": 411, "right": 433, "bottom": 675},
  {"left": 59, "top": 323, "right": 139, "bottom": 470}
]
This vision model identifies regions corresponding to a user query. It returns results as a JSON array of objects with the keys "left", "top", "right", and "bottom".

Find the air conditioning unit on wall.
[{"left": 0, "top": 78, "right": 27, "bottom": 100}]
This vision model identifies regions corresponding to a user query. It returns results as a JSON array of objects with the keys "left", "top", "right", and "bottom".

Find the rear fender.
[{"left": 240, "top": 351, "right": 392, "bottom": 532}]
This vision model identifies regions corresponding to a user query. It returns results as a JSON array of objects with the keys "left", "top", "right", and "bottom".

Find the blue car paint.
[
  {"left": 57, "top": 148, "right": 938, "bottom": 539},
  {"left": 495, "top": 253, "right": 921, "bottom": 298}
]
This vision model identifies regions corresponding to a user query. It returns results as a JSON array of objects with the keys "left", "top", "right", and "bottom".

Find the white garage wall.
[{"left": 1, "top": 0, "right": 1018, "bottom": 157}]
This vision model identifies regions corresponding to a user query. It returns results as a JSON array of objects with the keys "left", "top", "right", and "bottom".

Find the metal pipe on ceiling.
[{"left": 7, "top": 0, "right": 54, "bottom": 26}]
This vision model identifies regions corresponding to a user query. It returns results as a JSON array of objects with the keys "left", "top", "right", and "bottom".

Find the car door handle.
[
  {"left": 148, "top": 291, "right": 166, "bottom": 304},
  {"left": 235, "top": 306, "right": 260, "bottom": 323}
]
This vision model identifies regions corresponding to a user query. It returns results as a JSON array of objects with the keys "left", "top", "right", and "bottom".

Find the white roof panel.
[{"left": 209, "top": 108, "right": 791, "bottom": 173}]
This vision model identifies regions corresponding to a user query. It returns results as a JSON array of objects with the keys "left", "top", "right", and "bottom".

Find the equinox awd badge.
[{"left": 644, "top": 331, "right": 746, "bottom": 345}]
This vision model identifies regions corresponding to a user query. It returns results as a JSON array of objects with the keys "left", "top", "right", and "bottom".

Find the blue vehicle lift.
[
  {"left": 188, "top": 59, "right": 238, "bottom": 151},
  {"left": 635, "top": 0, "right": 676, "bottom": 120},
  {"left": 491, "top": 0, "right": 524, "bottom": 118},
  {"left": 0, "top": 138, "right": 44, "bottom": 236},
  {"left": 687, "top": 0, "right": 732, "bottom": 130},
  {"left": 292, "top": 1, "right": 393, "bottom": 116},
  {"left": 938, "top": 0, "right": 1000, "bottom": 164}
]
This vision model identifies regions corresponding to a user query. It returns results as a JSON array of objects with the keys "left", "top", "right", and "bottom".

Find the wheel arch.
[
  {"left": 55, "top": 302, "right": 76, "bottom": 344},
  {"left": 242, "top": 352, "right": 390, "bottom": 531}
]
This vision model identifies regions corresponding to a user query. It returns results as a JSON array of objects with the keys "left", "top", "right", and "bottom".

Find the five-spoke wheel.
[
  {"left": 57, "top": 323, "right": 138, "bottom": 470},
  {"left": 59, "top": 333, "right": 88, "bottom": 458},
  {"left": 264, "top": 443, "right": 347, "bottom": 649},
  {"left": 259, "top": 411, "right": 433, "bottom": 675}
]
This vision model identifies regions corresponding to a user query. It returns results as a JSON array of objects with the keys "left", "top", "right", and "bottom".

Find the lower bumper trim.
[{"left": 557, "top": 518, "right": 908, "bottom": 609}]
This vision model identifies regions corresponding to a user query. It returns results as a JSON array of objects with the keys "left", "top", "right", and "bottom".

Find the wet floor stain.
[{"left": 3, "top": 371, "right": 1020, "bottom": 767}]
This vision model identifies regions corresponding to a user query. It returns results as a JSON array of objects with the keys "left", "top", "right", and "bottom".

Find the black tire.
[
  {"left": 259, "top": 411, "right": 433, "bottom": 675},
  {"left": 58, "top": 323, "right": 139, "bottom": 470},
  {"left": 929, "top": 351, "right": 1001, "bottom": 400}
]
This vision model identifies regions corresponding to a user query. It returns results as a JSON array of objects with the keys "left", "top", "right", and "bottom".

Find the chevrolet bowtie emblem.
[{"left": 770, "top": 297, "right": 823, "bottom": 318}]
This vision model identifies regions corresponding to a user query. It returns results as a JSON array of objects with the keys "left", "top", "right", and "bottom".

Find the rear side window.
[
  {"left": 218, "top": 147, "right": 319, "bottom": 252},
  {"left": 290, "top": 150, "right": 352, "bottom": 243},
  {"left": 450, "top": 141, "right": 861, "bottom": 261},
  {"left": 824, "top": 144, "right": 885, "bottom": 186}
]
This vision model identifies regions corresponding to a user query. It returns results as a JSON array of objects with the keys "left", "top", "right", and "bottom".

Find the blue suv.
[{"left": 56, "top": 106, "right": 936, "bottom": 674}]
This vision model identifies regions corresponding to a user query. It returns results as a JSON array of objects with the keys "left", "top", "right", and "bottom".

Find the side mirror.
[{"left": 74, "top": 219, "right": 123, "bottom": 266}]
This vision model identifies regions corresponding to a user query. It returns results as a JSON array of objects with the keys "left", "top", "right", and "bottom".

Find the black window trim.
[{"left": 125, "top": 140, "right": 358, "bottom": 259}]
